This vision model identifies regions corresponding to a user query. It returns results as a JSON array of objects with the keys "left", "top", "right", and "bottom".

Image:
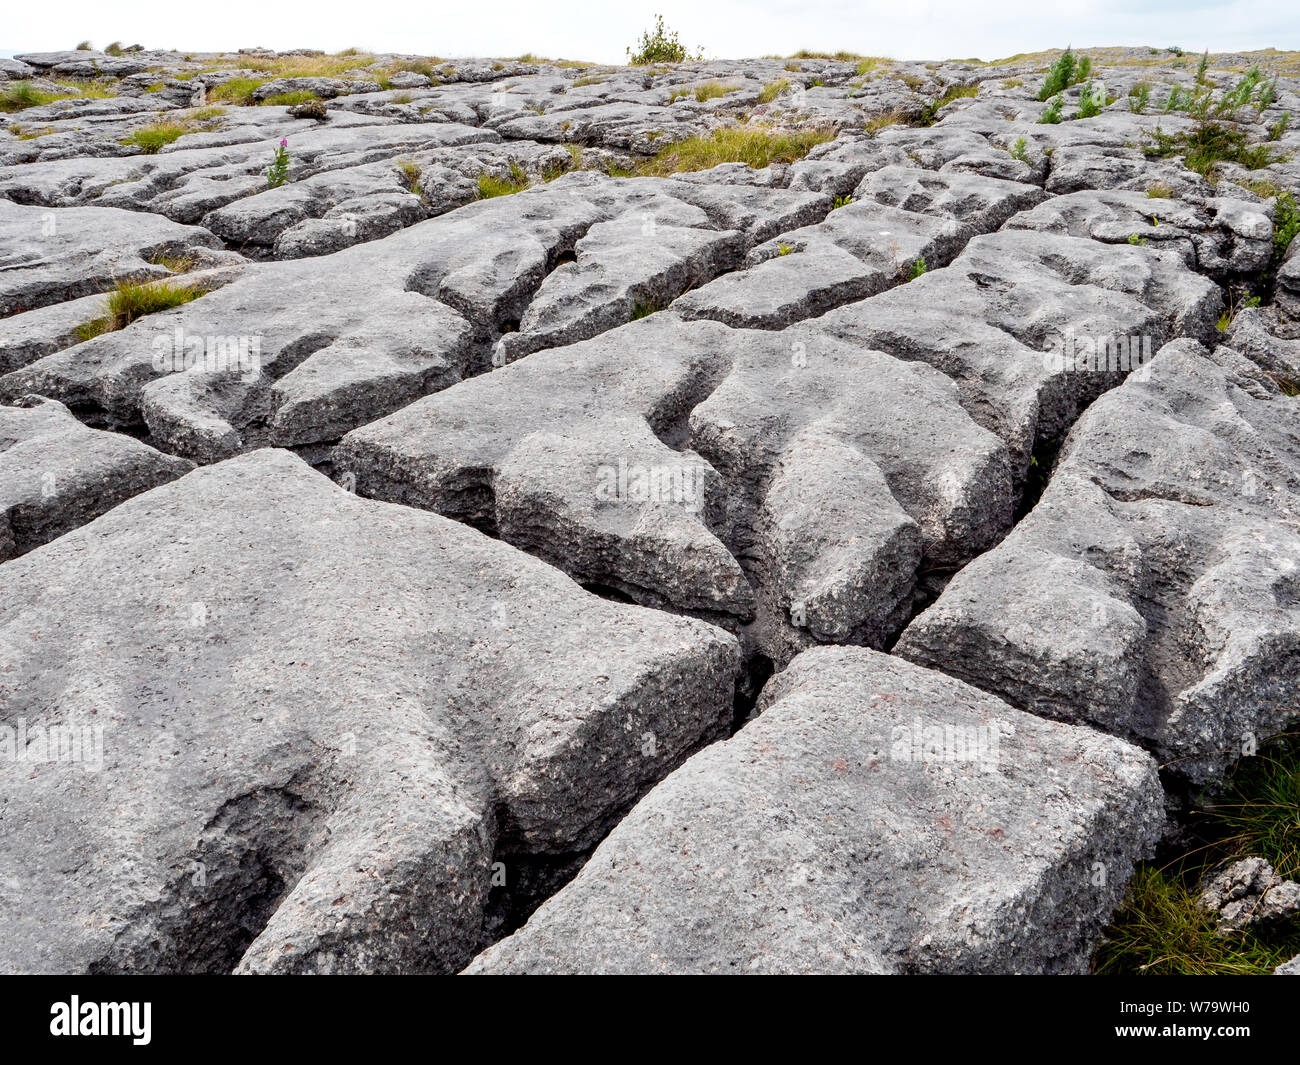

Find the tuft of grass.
[
  {"left": 831, "top": 194, "right": 853, "bottom": 209},
  {"left": 916, "top": 82, "right": 978, "bottom": 126},
  {"left": 476, "top": 162, "right": 530, "bottom": 199},
  {"left": 863, "top": 109, "right": 904, "bottom": 134},
  {"left": 1146, "top": 182, "right": 1174, "bottom": 198},
  {"left": 907, "top": 257, "right": 927, "bottom": 280},
  {"left": 1094, "top": 734, "right": 1300, "bottom": 975},
  {"left": 571, "top": 75, "right": 604, "bottom": 87},
  {"left": 758, "top": 79, "right": 790, "bottom": 105},
  {"left": 634, "top": 125, "right": 835, "bottom": 176},
  {"left": 1129, "top": 82, "right": 1151, "bottom": 113},
  {"left": 119, "top": 121, "right": 190, "bottom": 153},
  {"left": 1009, "top": 136, "right": 1030, "bottom": 163},
  {"left": 856, "top": 57, "right": 890, "bottom": 76},
  {"left": 631, "top": 298, "right": 662, "bottom": 320},
  {"left": 693, "top": 81, "right": 739, "bottom": 103},
  {"left": 75, "top": 41, "right": 93, "bottom": 51},
  {"left": 1236, "top": 176, "right": 1281, "bottom": 198},
  {"left": 209, "top": 77, "right": 268, "bottom": 105},
  {"left": 0, "top": 82, "right": 61, "bottom": 113},
  {"left": 75, "top": 279, "right": 205, "bottom": 341},
  {"left": 1076, "top": 81, "right": 1103, "bottom": 119},
  {"left": 54, "top": 78, "right": 116, "bottom": 99}
]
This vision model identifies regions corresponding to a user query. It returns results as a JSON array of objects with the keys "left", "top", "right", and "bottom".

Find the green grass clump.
[
  {"left": 1009, "top": 136, "right": 1031, "bottom": 163},
  {"left": 634, "top": 126, "right": 835, "bottom": 176},
  {"left": 262, "top": 91, "right": 318, "bottom": 107},
  {"left": 916, "top": 83, "right": 978, "bottom": 126},
  {"left": 1129, "top": 83, "right": 1151, "bottom": 113},
  {"left": 1146, "top": 182, "right": 1174, "bottom": 198},
  {"left": 209, "top": 77, "right": 268, "bottom": 105},
  {"left": 119, "top": 121, "right": 190, "bottom": 153},
  {"left": 75, "top": 279, "right": 205, "bottom": 341},
  {"left": 1038, "top": 95, "right": 1063, "bottom": 124},
  {"left": 476, "top": 163, "right": 530, "bottom": 198},
  {"left": 758, "top": 79, "right": 790, "bottom": 104},
  {"left": 1094, "top": 734, "right": 1300, "bottom": 975},
  {"left": 0, "top": 82, "right": 62, "bottom": 113},
  {"left": 693, "top": 81, "right": 738, "bottom": 103}
]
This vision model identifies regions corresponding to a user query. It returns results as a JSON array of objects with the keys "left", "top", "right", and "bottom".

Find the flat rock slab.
[
  {"left": 0, "top": 448, "right": 738, "bottom": 973},
  {"left": 466, "top": 647, "right": 1162, "bottom": 974},
  {"left": 0, "top": 199, "right": 231, "bottom": 316},
  {"left": 898, "top": 340, "right": 1300, "bottom": 782},
  {"left": 0, "top": 396, "right": 193, "bottom": 560}
]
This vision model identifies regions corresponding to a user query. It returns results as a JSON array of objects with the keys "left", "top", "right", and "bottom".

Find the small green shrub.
[
  {"left": 1038, "top": 48, "right": 1076, "bottom": 100},
  {"left": 627, "top": 15, "right": 699, "bottom": 65},
  {"left": 758, "top": 79, "right": 790, "bottom": 104},
  {"left": 266, "top": 137, "right": 290, "bottom": 187},
  {"left": 1076, "top": 81, "right": 1102, "bottom": 119},
  {"left": 1009, "top": 136, "right": 1030, "bottom": 163},
  {"left": 907, "top": 257, "right": 927, "bottom": 280},
  {"left": 1038, "top": 95, "right": 1063, "bottom": 124},
  {"left": 1128, "top": 83, "right": 1151, "bottom": 113}
]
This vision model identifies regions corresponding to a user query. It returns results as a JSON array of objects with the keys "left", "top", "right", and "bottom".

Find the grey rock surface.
[
  {"left": 1199, "top": 858, "right": 1300, "bottom": 932},
  {"left": 0, "top": 448, "right": 738, "bottom": 974},
  {"left": 466, "top": 647, "right": 1163, "bottom": 974}
]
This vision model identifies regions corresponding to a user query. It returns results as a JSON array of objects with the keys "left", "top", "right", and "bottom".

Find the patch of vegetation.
[
  {"left": 266, "top": 137, "right": 290, "bottom": 187},
  {"left": 1038, "top": 48, "right": 1090, "bottom": 100},
  {"left": 75, "top": 278, "right": 205, "bottom": 341},
  {"left": 907, "top": 257, "right": 927, "bottom": 280},
  {"left": 209, "top": 77, "right": 268, "bottom": 105},
  {"left": 1146, "top": 182, "right": 1174, "bottom": 198},
  {"left": 856, "top": 57, "right": 890, "bottom": 76},
  {"left": 0, "top": 82, "right": 62, "bottom": 113},
  {"left": 75, "top": 41, "right": 93, "bottom": 51},
  {"left": 54, "top": 78, "right": 116, "bottom": 99},
  {"left": 758, "top": 79, "right": 791, "bottom": 105},
  {"left": 863, "top": 110, "right": 904, "bottom": 135},
  {"left": 777, "top": 242, "right": 794, "bottom": 256},
  {"left": 1142, "top": 76, "right": 1283, "bottom": 178},
  {"left": 262, "top": 91, "right": 318, "bottom": 107},
  {"left": 1270, "top": 113, "right": 1290, "bottom": 141},
  {"left": 627, "top": 14, "right": 700, "bottom": 65},
  {"left": 476, "top": 162, "right": 530, "bottom": 198},
  {"left": 1009, "top": 136, "right": 1031, "bottom": 164},
  {"left": 1076, "top": 81, "right": 1103, "bottom": 119},
  {"left": 1094, "top": 734, "right": 1300, "bottom": 975},
  {"left": 916, "top": 83, "right": 977, "bottom": 126},
  {"left": 119, "top": 121, "right": 190, "bottom": 154},
  {"left": 832, "top": 195, "right": 853, "bottom": 209},
  {"left": 1271, "top": 191, "right": 1300, "bottom": 274},
  {"left": 634, "top": 126, "right": 834, "bottom": 176},
  {"left": 631, "top": 298, "right": 662, "bottom": 320},
  {"left": 1128, "top": 83, "right": 1151, "bottom": 113},
  {"left": 1128, "top": 233, "right": 1148, "bottom": 246},
  {"left": 571, "top": 75, "right": 604, "bottom": 87},
  {"left": 693, "top": 81, "right": 739, "bottom": 103},
  {"left": 1038, "top": 95, "right": 1063, "bottom": 124},
  {"left": 1235, "top": 176, "right": 1281, "bottom": 198}
]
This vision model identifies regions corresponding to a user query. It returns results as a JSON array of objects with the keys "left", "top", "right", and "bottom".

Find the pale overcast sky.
[{"left": 3, "top": 0, "right": 1297, "bottom": 65}]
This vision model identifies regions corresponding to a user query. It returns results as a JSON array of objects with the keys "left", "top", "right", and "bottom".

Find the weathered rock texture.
[{"left": 2, "top": 43, "right": 1299, "bottom": 975}]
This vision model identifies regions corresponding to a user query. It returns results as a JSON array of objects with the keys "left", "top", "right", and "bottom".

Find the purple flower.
[{"left": 280, "top": 138, "right": 287, "bottom": 148}]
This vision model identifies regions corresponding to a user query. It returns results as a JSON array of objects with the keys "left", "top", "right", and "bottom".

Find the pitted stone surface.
[{"left": 0, "top": 448, "right": 738, "bottom": 974}]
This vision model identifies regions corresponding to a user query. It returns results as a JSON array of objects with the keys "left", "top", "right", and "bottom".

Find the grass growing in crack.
[
  {"left": 1146, "top": 182, "right": 1174, "bottom": 198},
  {"left": 1093, "top": 734, "right": 1300, "bottom": 975},
  {"left": 1037, "top": 48, "right": 1091, "bottom": 101},
  {"left": 1129, "top": 83, "right": 1151, "bottom": 113},
  {"left": 1269, "top": 191, "right": 1300, "bottom": 276},
  {"left": 693, "top": 81, "right": 740, "bottom": 103},
  {"left": 1076, "top": 81, "right": 1103, "bottom": 118},
  {"left": 209, "top": 77, "right": 268, "bottom": 105},
  {"left": 75, "top": 279, "right": 205, "bottom": 342},
  {"left": 916, "top": 83, "right": 977, "bottom": 126},
  {"left": 1009, "top": 136, "right": 1031, "bottom": 164},
  {"left": 634, "top": 126, "right": 834, "bottom": 176},
  {"left": 758, "top": 79, "right": 790, "bottom": 104},
  {"left": 906, "top": 257, "right": 927, "bottom": 280},
  {"left": 0, "top": 82, "right": 62, "bottom": 113},
  {"left": 631, "top": 299, "right": 662, "bottom": 320},
  {"left": 1142, "top": 79, "right": 1284, "bottom": 179},
  {"left": 476, "top": 163, "right": 530, "bottom": 198},
  {"left": 119, "top": 121, "right": 190, "bottom": 153}
]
